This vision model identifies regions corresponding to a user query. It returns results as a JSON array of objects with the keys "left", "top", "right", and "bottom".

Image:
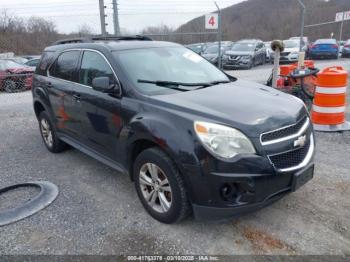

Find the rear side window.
[
  {"left": 49, "top": 50, "right": 80, "bottom": 81},
  {"left": 79, "top": 50, "right": 116, "bottom": 87},
  {"left": 36, "top": 51, "right": 54, "bottom": 76}
]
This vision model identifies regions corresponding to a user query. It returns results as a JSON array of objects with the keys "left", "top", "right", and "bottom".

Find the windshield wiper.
[
  {"left": 209, "top": 80, "right": 231, "bottom": 86},
  {"left": 137, "top": 79, "right": 212, "bottom": 91}
]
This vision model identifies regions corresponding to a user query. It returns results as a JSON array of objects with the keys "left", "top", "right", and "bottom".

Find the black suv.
[{"left": 32, "top": 36, "right": 315, "bottom": 223}]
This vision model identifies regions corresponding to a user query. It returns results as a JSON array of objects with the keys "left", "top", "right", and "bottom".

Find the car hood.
[
  {"left": 150, "top": 80, "right": 306, "bottom": 138},
  {"left": 6, "top": 67, "right": 34, "bottom": 74},
  {"left": 225, "top": 51, "right": 254, "bottom": 56}
]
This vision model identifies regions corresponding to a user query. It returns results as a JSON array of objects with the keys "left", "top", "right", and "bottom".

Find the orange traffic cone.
[{"left": 311, "top": 66, "right": 350, "bottom": 131}]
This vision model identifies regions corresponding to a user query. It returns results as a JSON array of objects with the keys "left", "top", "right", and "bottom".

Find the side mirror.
[{"left": 92, "top": 76, "right": 119, "bottom": 94}]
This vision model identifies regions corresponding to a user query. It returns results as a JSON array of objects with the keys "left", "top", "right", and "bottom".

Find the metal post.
[
  {"left": 272, "top": 49, "right": 281, "bottom": 88},
  {"left": 112, "top": 0, "right": 120, "bottom": 36},
  {"left": 340, "top": 19, "right": 344, "bottom": 42},
  {"left": 214, "top": 2, "right": 222, "bottom": 69},
  {"left": 99, "top": 0, "right": 107, "bottom": 36},
  {"left": 296, "top": 0, "right": 305, "bottom": 52}
]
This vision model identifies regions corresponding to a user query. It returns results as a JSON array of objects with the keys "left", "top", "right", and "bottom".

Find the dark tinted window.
[
  {"left": 36, "top": 51, "right": 54, "bottom": 76},
  {"left": 79, "top": 51, "right": 115, "bottom": 87},
  {"left": 49, "top": 51, "right": 80, "bottom": 81}
]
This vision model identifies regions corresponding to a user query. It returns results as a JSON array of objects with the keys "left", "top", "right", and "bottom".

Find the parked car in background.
[
  {"left": 264, "top": 41, "right": 273, "bottom": 63},
  {"left": 0, "top": 59, "right": 34, "bottom": 92},
  {"left": 338, "top": 40, "right": 345, "bottom": 55},
  {"left": 4, "top": 57, "right": 29, "bottom": 65},
  {"left": 201, "top": 42, "right": 233, "bottom": 66},
  {"left": 289, "top": 36, "right": 309, "bottom": 47},
  {"left": 279, "top": 40, "right": 301, "bottom": 63},
  {"left": 22, "top": 55, "right": 40, "bottom": 60},
  {"left": 308, "top": 39, "right": 339, "bottom": 59},
  {"left": 341, "top": 39, "right": 350, "bottom": 58},
  {"left": 185, "top": 43, "right": 207, "bottom": 55},
  {"left": 223, "top": 39, "right": 266, "bottom": 69},
  {"left": 25, "top": 57, "right": 41, "bottom": 68}
]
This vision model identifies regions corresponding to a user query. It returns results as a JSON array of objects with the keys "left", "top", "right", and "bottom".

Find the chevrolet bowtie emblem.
[{"left": 294, "top": 135, "right": 306, "bottom": 147}]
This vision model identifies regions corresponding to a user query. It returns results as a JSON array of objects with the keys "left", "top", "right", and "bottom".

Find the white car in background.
[{"left": 280, "top": 40, "right": 301, "bottom": 63}]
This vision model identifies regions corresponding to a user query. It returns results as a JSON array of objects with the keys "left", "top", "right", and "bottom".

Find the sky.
[{"left": 1, "top": 0, "right": 245, "bottom": 34}]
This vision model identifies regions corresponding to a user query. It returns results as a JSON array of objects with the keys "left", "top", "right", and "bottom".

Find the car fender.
[
  {"left": 122, "top": 112, "right": 200, "bottom": 181},
  {"left": 32, "top": 80, "right": 55, "bottom": 121}
]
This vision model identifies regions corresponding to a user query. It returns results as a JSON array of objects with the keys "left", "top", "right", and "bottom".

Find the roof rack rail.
[
  {"left": 92, "top": 35, "right": 153, "bottom": 41},
  {"left": 52, "top": 35, "right": 152, "bottom": 46},
  {"left": 52, "top": 38, "right": 90, "bottom": 45}
]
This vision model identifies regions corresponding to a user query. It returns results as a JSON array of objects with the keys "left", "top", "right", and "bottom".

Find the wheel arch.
[
  {"left": 34, "top": 100, "right": 46, "bottom": 119},
  {"left": 127, "top": 138, "right": 181, "bottom": 182}
]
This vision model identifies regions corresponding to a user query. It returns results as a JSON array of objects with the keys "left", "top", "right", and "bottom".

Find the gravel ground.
[{"left": 0, "top": 59, "right": 349, "bottom": 255}]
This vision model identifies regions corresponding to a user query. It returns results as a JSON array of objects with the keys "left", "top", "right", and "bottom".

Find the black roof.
[{"left": 46, "top": 35, "right": 181, "bottom": 52}]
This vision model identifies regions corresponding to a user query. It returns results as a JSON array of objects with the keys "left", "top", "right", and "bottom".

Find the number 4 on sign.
[
  {"left": 209, "top": 16, "right": 215, "bottom": 26},
  {"left": 205, "top": 13, "right": 218, "bottom": 29}
]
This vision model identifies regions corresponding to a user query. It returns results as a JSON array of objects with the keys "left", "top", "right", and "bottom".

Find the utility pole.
[
  {"left": 296, "top": 0, "right": 305, "bottom": 52},
  {"left": 214, "top": 1, "right": 222, "bottom": 70},
  {"left": 339, "top": 19, "right": 344, "bottom": 42},
  {"left": 99, "top": 0, "right": 107, "bottom": 36},
  {"left": 112, "top": 0, "right": 120, "bottom": 36}
]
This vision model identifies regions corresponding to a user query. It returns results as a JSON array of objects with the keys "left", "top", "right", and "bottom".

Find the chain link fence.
[{"left": 0, "top": 56, "right": 34, "bottom": 94}]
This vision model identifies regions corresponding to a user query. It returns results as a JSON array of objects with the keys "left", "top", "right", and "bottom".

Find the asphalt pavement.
[{"left": 0, "top": 58, "right": 349, "bottom": 255}]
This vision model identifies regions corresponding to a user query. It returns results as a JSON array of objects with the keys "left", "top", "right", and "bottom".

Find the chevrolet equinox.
[{"left": 32, "top": 36, "right": 315, "bottom": 223}]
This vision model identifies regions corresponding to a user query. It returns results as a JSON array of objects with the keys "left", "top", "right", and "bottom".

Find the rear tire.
[
  {"left": 38, "top": 111, "right": 68, "bottom": 153},
  {"left": 133, "top": 147, "right": 191, "bottom": 224}
]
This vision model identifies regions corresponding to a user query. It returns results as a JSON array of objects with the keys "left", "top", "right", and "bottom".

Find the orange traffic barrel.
[
  {"left": 293, "top": 60, "right": 315, "bottom": 68},
  {"left": 311, "top": 66, "right": 350, "bottom": 131},
  {"left": 280, "top": 64, "right": 296, "bottom": 76},
  {"left": 304, "top": 60, "right": 315, "bottom": 68}
]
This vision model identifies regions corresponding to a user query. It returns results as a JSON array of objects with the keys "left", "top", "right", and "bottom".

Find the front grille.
[
  {"left": 269, "top": 139, "right": 310, "bottom": 170},
  {"left": 281, "top": 52, "right": 290, "bottom": 56},
  {"left": 261, "top": 117, "right": 307, "bottom": 143}
]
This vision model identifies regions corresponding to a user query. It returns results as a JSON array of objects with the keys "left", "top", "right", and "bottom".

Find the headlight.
[{"left": 194, "top": 121, "right": 256, "bottom": 159}]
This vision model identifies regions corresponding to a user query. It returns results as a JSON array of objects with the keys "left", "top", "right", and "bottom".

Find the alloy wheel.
[
  {"left": 139, "top": 163, "right": 172, "bottom": 213},
  {"left": 40, "top": 118, "right": 53, "bottom": 148}
]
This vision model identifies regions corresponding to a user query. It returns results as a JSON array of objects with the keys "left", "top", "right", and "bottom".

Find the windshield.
[
  {"left": 0, "top": 60, "right": 25, "bottom": 70},
  {"left": 203, "top": 45, "right": 219, "bottom": 54},
  {"left": 230, "top": 43, "right": 255, "bottom": 52},
  {"left": 283, "top": 40, "right": 299, "bottom": 48},
  {"left": 113, "top": 47, "right": 230, "bottom": 95},
  {"left": 315, "top": 39, "right": 336, "bottom": 45}
]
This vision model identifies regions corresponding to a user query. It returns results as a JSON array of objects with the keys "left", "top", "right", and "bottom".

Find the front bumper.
[
  {"left": 182, "top": 117, "right": 315, "bottom": 220},
  {"left": 310, "top": 51, "right": 338, "bottom": 58},
  {"left": 342, "top": 49, "right": 350, "bottom": 57},
  {"left": 192, "top": 163, "right": 314, "bottom": 220},
  {"left": 280, "top": 56, "right": 298, "bottom": 63}
]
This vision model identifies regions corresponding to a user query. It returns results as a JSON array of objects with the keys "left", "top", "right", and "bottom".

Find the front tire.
[
  {"left": 134, "top": 147, "right": 191, "bottom": 224},
  {"left": 38, "top": 111, "right": 68, "bottom": 153}
]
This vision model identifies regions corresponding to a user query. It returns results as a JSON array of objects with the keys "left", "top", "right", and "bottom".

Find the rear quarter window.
[
  {"left": 35, "top": 51, "right": 55, "bottom": 76},
  {"left": 48, "top": 50, "right": 80, "bottom": 81}
]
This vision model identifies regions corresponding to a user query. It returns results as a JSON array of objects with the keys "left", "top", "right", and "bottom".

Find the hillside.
[{"left": 176, "top": 0, "right": 350, "bottom": 42}]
